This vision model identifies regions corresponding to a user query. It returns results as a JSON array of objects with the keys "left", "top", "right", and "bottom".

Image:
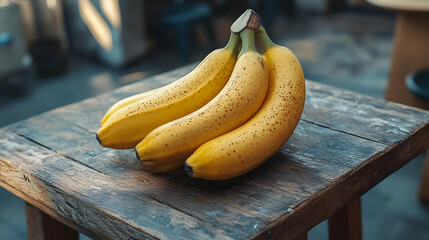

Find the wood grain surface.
[{"left": 0, "top": 65, "right": 428, "bottom": 240}]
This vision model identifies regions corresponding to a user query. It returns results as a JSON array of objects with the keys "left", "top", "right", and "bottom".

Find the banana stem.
[
  {"left": 239, "top": 28, "right": 257, "bottom": 57},
  {"left": 255, "top": 26, "right": 277, "bottom": 53},
  {"left": 224, "top": 33, "right": 241, "bottom": 57}
]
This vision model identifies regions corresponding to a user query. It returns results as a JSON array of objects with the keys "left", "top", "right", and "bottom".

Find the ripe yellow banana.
[
  {"left": 136, "top": 29, "right": 269, "bottom": 172},
  {"left": 99, "top": 50, "right": 223, "bottom": 126},
  {"left": 100, "top": 89, "right": 158, "bottom": 126},
  {"left": 96, "top": 33, "right": 240, "bottom": 149},
  {"left": 185, "top": 26, "right": 306, "bottom": 180}
]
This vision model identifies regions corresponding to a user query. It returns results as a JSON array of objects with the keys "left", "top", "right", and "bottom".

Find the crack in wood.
[
  {"left": 148, "top": 196, "right": 207, "bottom": 224},
  {"left": 73, "top": 123, "right": 97, "bottom": 135},
  {"left": 290, "top": 150, "right": 353, "bottom": 170},
  {"left": 146, "top": 194, "right": 247, "bottom": 239},
  {"left": 14, "top": 132, "right": 108, "bottom": 177},
  {"left": 224, "top": 185, "right": 303, "bottom": 211},
  {"left": 23, "top": 174, "right": 30, "bottom": 182},
  {"left": 300, "top": 118, "right": 388, "bottom": 145}
]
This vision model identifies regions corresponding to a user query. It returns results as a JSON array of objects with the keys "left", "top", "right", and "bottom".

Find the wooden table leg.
[
  {"left": 328, "top": 198, "right": 362, "bottom": 240},
  {"left": 26, "top": 202, "right": 79, "bottom": 240},
  {"left": 294, "top": 232, "right": 307, "bottom": 240},
  {"left": 419, "top": 153, "right": 429, "bottom": 202}
]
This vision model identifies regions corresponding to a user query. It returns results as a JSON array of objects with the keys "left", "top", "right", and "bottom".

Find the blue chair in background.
[{"left": 160, "top": 0, "right": 216, "bottom": 61}]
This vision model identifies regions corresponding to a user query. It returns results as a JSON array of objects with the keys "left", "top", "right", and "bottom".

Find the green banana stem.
[
  {"left": 239, "top": 28, "right": 257, "bottom": 57},
  {"left": 255, "top": 26, "right": 277, "bottom": 53},
  {"left": 224, "top": 32, "right": 241, "bottom": 57}
]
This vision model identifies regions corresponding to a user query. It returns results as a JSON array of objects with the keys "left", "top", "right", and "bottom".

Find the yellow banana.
[
  {"left": 136, "top": 29, "right": 269, "bottom": 172},
  {"left": 185, "top": 26, "right": 306, "bottom": 180},
  {"left": 96, "top": 33, "right": 240, "bottom": 149},
  {"left": 100, "top": 89, "right": 158, "bottom": 126},
  {"left": 99, "top": 50, "right": 222, "bottom": 126}
]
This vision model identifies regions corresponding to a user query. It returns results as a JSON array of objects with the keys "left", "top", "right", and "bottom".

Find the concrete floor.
[{"left": 1, "top": 5, "right": 429, "bottom": 240}]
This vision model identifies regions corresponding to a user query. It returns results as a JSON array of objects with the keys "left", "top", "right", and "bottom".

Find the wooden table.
[{"left": 1, "top": 65, "right": 429, "bottom": 240}]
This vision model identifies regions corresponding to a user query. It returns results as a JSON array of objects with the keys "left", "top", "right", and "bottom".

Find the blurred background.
[{"left": 1, "top": 0, "right": 428, "bottom": 239}]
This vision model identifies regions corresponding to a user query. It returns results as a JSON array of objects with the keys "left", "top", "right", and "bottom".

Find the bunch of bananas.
[{"left": 97, "top": 10, "right": 305, "bottom": 180}]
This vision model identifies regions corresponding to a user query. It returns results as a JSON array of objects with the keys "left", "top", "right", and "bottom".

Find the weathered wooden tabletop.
[{"left": 1, "top": 65, "right": 429, "bottom": 240}]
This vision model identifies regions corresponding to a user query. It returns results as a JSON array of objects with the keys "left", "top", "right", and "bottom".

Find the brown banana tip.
[
  {"left": 95, "top": 134, "right": 102, "bottom": 145},
  {"left": 184, "top": 163, "right": 193, "bottom": 177},
  {"left": 135, "top": 149, "right": 141, "bottom": 161}
]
